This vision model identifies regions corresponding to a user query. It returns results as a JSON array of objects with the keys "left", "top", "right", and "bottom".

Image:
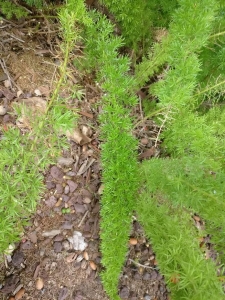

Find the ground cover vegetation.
[
  {"left": 1, "top": 0, "right": 225, "bottom": 299},
  {"left": 0, "top": 0, "right": 85, "bottom": 252}
]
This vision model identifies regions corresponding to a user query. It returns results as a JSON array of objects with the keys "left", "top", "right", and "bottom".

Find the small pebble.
[
  {"left": 34, "top": 89, "right": 42, "bottom": 96},
  {"left": 39, "top": 249, "right": 45, "bottom": 256},
  {"left": 129, "top": 238, "right": 138, "bottom": 245},
  {"left": 56, "top": 183, "right": 63, "bottom": 194},
  {"left": 62, "top": 240, "right": 70, "bottom": 251},
  {"left": 141, "top": 137, "right": 149, "bottom": 145},
  {"left": 83, "top": 197, "right": 91, "bottom": 204},
  {"left": 89, "top": 260, "right": 97, "bottom": 270},
  {"left": 36, "top": 277, "right": 44, "bottom": 290},
  {"left": 76, "top": 254, "right": 84, "bottom": 262},
  {"left": 119, "top": 286, "right": 129, "bottom": 299},
  {"left": 28, "top": 231, "right": 37, "bottom": 244},
  {"left": 53, "top": 241, "right": 63, "bottom": 253},
  {"left": 67, "top": 180, "right": 78, "bottom": 193},
  {"left": 64, "top": 185, "right": 70, "bottom": 194},
  {"left": 74, "top": 262, "right": 81, "bottom": 270},
  {"left": 74, "top": 204, "right": 86, "bottom": 214},
  {"left": 81, "top": 260, "right": 87, "bottom": 269},
  {"left": 143, "top": 272, "right": 151, "bottom": 280},
  {"left": 4, "top": 79, "right": 10, "bottom": 88},
  {"left": 97, "top": 184, "right": 104, "bottom": 195},
  {"left": 0, "top": 105, "right": 7, "bottom": 115},
  {"left": 83, "top": 251, "right": 89, "bottom": 260}
]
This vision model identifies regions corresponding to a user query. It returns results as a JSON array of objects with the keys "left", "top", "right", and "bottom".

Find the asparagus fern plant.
[
  {"left": 83, "top": 0, "right": 225, "bottom": 299},
  {"left": 2, "top": 0, "right": 225, "bottom": 299},
  {"left": 0, "top": 0, "right": 88, "bottom": 253},
  {"left": 135, "top": 0, "right": 225, "bottom": 299},
  {"left": 83, "top": 11, "right": 138, "bottom": 299}
]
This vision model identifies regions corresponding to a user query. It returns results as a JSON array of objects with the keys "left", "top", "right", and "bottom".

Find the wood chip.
[{"left": 33, "top": 264, "right": 40, "bottom": 279}]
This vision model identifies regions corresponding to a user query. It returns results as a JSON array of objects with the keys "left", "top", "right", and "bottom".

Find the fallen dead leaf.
[
  {"left": 78, "top": 110, "right": 94, "bottom": 119},
  {"left": 170, "top": 273, "right": 180, "bottom": 284},
  {"left": 0, "top": 86, "right": 15, "bottom": 100},
  {"left": 55, "top": 198, "right": 62, "bottom": 207},
  {"left": 81, "top": 125, "right": 92, "bottom": 137},
  {"left": 15, "top": 287, "right": 25, "bottom": 300},
  {"left": 66, "top": 128, "right": 91, "bottom": 145},
  {"left": 139, "top": 147, "right": 156, "bottom": 160}
]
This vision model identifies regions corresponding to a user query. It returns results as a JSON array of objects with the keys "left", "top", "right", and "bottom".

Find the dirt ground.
[{"left": 0, "top": 14, "right": 168, "bottom": 300}]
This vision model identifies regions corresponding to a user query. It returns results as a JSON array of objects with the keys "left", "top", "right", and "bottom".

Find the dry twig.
[{"left": 129, "top": 258, "right": 155, "bottom": 270}]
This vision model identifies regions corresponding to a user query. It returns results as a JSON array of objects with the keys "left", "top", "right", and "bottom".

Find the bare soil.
[{"left": 0, "top": 15, "right": 168, "bottom": 300}]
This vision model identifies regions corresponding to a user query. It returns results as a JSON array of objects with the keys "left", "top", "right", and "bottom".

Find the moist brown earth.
[{"left": 0, "top": 16, "right": 168, "bottom": 300}]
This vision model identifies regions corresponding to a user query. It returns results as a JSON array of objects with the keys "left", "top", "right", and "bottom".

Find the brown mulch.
[{"left": 0, "top": 14, "right": 168, "bottom": 300}]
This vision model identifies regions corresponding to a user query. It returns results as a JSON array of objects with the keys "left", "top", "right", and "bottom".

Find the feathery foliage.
[
  {"left": 135, "top": 1, "right": 225, "bottom": 298},
  {"left": 83, "top": 11, "right": 138, "bottom": 299},
  {"left": 1, "top": 0, "right": 225, "bottom": 299},
  {"left": 0, "top": 0, "right": 82, "bottom": 253},
  {"left": 0, "top": 1, "right": 28, "bottom": 19},
  {"left": 0, "top": 0, "right": 43, "bottom": 19},
  {"left": 138, "top": 161, "right": 224, "bottom": 300},
  {"left": 100, "top": 0, "right": 179, "bottom": 52}
]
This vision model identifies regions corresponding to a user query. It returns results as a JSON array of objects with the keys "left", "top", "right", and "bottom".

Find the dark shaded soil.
[{"left": 0, "top": 15, "right": 168, "bottom": 300}]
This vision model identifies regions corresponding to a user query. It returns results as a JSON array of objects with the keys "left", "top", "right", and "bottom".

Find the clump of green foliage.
[
  {"left": 0, "top": 0, "right": 87, "bottom": 253},
  {"left": 0, "top": 1, "right": 28, "bottom": 19},
  {"left": 78, "top": 0, "right": 225, "bottom": 298},
  {"left": 2, "top": 0, "right": 225, "bottom": 299},
  {"left": 134, "top": 0, "right": 225, "bottom": 299},
  {"left": 138, "top": 161, "right": 224, "bottom": 300},
  {"left": 83, "top": 11, "right": 138, "bottom": 299},
  {"left": 0, "top": 0, "right": 43, "bottom": 19},
  {"left": 100, "top": 0, "right": 178, "bottom": 53}
]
